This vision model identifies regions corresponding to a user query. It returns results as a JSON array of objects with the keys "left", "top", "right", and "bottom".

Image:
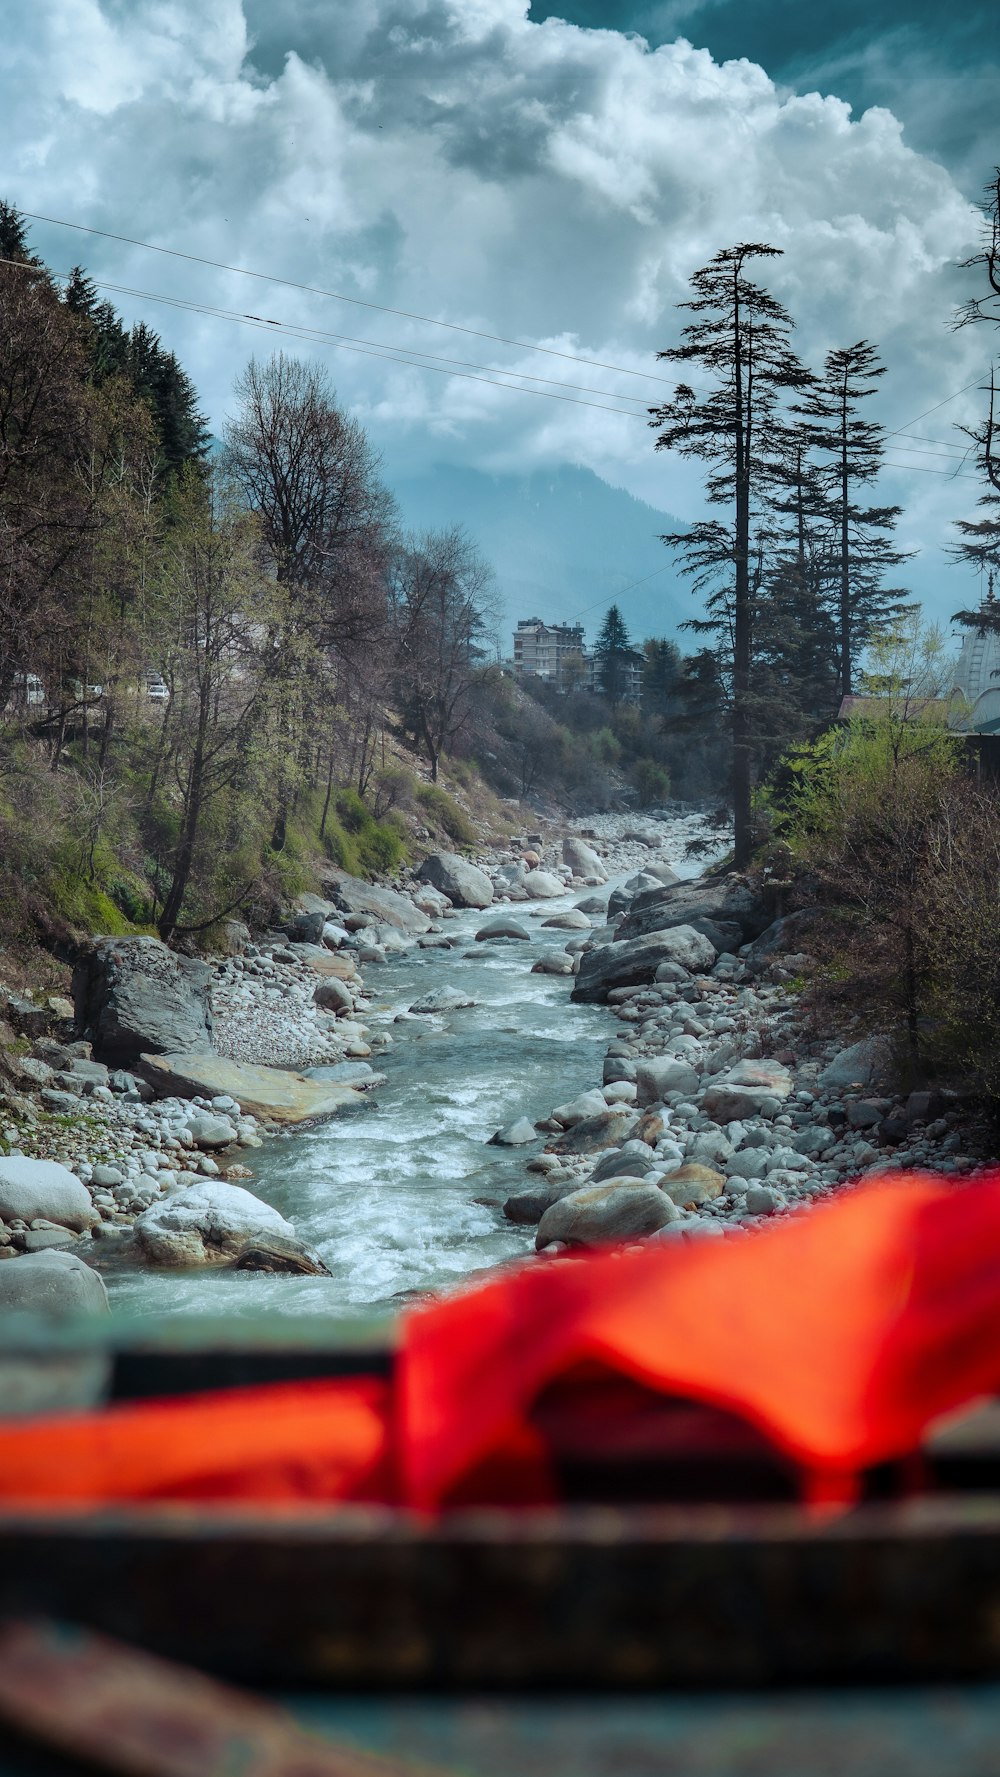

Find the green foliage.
[
  {"left": 415, "top": 782, "right": 478, "bottom": 846},
  {"left": 631, "top": 758, "right": 671, "bottom": 806}
]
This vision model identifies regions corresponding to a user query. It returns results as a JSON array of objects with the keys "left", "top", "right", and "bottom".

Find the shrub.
[
  {"left": 415, "top": 782, "right": 478, "bottom": 846},
  {"left": 631, "top": 758, "right": 671, "bottom": 806}
]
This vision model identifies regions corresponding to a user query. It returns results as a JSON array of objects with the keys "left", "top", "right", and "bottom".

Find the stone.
[
  {"left": 646, "top": 923, "right": 715, "bottom": 973},
  {"left": 0, "top": 1250, "right": 109, "bottom": 1315},
  {"left": 313, "top": 977, "right": 355, "bottom": 1014},
  {"left": 73, "top": 937, "right": 214, "bottom": 1065},
  {"left": 818, "top": 1037, "right": 892, "bottom": 1092},
  {"left": 0, "top": 1159, "right": 97, "bottom": 1232},
  {"left": 635, "top": 1056, "right": 700, "bottom": 1104},
  {"left": 521, "top": 870, "right": 566, "bottom": 899},
  {"left": 324, "top": 874, "right": 432, "bottom": 933},
  {"left": 184, "top": 1111, "right": 238, "bottom": 1150},
  {"left": 17, "top": 1228, "right": 78, "bottom": 1252},
  {"left": 742, "top": 910, "right": 820, "bottom": 977},
  {"left": 92, "top": 1165, "right": 125, "bottom": 1188},
  {"left": 701, "top": 1059, "right": 793, "bottom": 1123},
  {"left": 575, "top": 894, "right": 610, "bottom": 917},
  {"left": 745, "top": 1183, "right": 779, "bottom": 1216},
  {"left": 548, "top": 1110, "right": 637, "bottom": 1156},
  {"left": 590, "top": 1141, "right": 660, "bottom": 1183},
  {"left": 536, "top": 1179, "right": 680, "bottom": 1249},
  {"left": 286, "top": 909, "right": 326, "bottom": 945},
  {"left": 603, "top": 1080, "right": 637, "bottom": 1105},
  {"left": 134, "top": 1183, "right": 330, "bottom": 1273},
  {"left": 416, "top": 853, "right": 494, "bottom": 910},
  {"left": 475, "top": 917, "right": 532, "bottom": 941},
  {"left": 503, "top": 1187, "right": 563, "bottom": 1225},
  {"left": 846, "top": 1098, "right": 888, "bottom": 1129},
  {"left": 138, "top": 1053, "right": 363, "bottom": 1125},
  {"left": 725, "top": 1146, "right": 771, "bottom": 1180},
  {"left": 408, "top": 987, "right": 476, "bottom": 1014},
  {"left": 541, "top": 909, "right": 592, "bottom": 930},
  {"left": 532, "top": 952, "right": 575, "bottom": 975},
  {"left": 551, "top": 1090, "right": 610, "bottom": 1127},
  {"left": 563, "top": 836, "right": 608, "bottom": 880},
  {"left": 659, "top": 1164, "right": 725, "bottom": 1208},
  {"left": 687, "top": 1129, "right": 735, "bottom": 1167},
  {"left": 39, "top": 1089, "right": 80, "bottom": 1113},
  {"left": 572, "top": 931, "right": 715, "bottom": 1003},
  {"left": 764, "top": 1147, "right": 810, "bottom": 1175},
  {"left": 603, "top": 1056, "right": 637, "bottom": 1085},
  {"left": 489, "top": 1117, "right": 539, "bottom": 1146}
]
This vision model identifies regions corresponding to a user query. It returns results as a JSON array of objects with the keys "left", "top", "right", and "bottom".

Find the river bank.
[{"left": 0, "top": 806, "right": 994, "bottom": 1317}]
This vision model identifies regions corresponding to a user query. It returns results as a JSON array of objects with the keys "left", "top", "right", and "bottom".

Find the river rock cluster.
[{"left": 495, "top": 856, "right": 992, "bottom": 1252}]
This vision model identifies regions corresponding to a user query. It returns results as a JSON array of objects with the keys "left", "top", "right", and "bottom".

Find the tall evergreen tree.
[
  {"left": 952, "top": 173, "right": 1000, "bottom": 621},
  {"left": 642, "top": 636, "right": 682, "bottom": 717},
  {"left": 649, "top": 243, "right": 809, "bottom": 864},
  {"left": 593, "top": 603, "right": 634, "bottom": 708},
  {"left": 792, "top": 341, "right": 910, "bottom": 699}
]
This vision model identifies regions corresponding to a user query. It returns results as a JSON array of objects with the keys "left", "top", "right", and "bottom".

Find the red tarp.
[{"left": 3, "top": 1173, "right": 1000, "bottom": 1509}]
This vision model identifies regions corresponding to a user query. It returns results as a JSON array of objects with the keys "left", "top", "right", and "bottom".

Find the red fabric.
[
  {"left": 400, "top": 1172, "right": 1000, "bottom": 1505},
  {"left": 4, "top": 1173, "right": 1000, "bottom": 1508},
  {"left": 0, "top": 1377, "right": 392, "bottom": 1506}
]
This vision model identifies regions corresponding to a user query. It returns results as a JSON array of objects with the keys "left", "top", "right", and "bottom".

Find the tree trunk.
[
  {"left": 731, "top": 279, "right": 752, "bottom": 868},
  {"left": 839, "top": 381, "right": 851, "bottom": 700}
]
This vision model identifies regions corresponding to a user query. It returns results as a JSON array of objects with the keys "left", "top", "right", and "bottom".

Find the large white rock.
[
  {"left": 542, "top": 909, "right": 592, "bottom": 930},
  {"left": 562, "top": 837, "right": 608, "bottom": 881},
  {"left": 475, "top": 916, "right": 532, "bottom": 941},
  {"left": 649, "top": 923, "right": 717, "bottom": 974},
  {"left": 0, "top": 1249, "right": 108, "bottom": 1315},
  {"left": 416, "top": 852, "right": 494, "bottom": 909},
  {"left": 521, "top": 870, "right": 567, "bottom": 899},
  {"left": 536, "top": 1180, "right": 679, "bottom": 1249},
  {"left": 635, "top": 1057, "right": 700, "bottom": 1104},
  {"left": 134, "top": 1183, "right": 328, "bottom": 1272},
  {"left": 551, "top": 1089, "right": 610, "bottom": 1128},
  {"left": 0, "top": 1159, "right": 98, "bottom": 1233}
]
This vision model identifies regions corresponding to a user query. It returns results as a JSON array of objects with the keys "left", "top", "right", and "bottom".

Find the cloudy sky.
[{"left": 3, "top": 0, "right": 998, "bottom": 634}]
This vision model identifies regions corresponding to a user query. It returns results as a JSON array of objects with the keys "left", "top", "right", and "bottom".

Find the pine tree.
[
  {"left": 642, "top": 636, "right": 681, "bottom": 716},
  {"left": 792, "top": 341, "right": 911, "bottom": 699},
  {"left": 593, "top": 604, "right": 634, "bottom": 708},
  {"left": 649, "top": 243, "right": 810, "bottom": 864},
  {"left": 0, "top": 200, "right": 31, "bottom": 263}
]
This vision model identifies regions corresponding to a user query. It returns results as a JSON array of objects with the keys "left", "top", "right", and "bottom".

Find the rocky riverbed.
[{"left": 0, "top": 805, "right": 992, "bottom": 1318}]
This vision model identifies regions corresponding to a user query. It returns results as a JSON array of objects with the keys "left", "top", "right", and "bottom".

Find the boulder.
[
  {"left": 536, "top": 1179, "right": 679, "bottom": 1249},
  {"left": 701, "top": 1058, "right": 793, "bottom": 1122},
  {"left": 742, "top": 909, "right": 819, "bottom": 976},
  {"left": 410, "top": 884, "right": 452, "bottom": 918},
  {"left": 590, "top": 1141, "right": 661, "bottom": 1183},
  {"left": 562, "top": 837, "right": 608, "bottom": 881},
  {"left": 138, "top": 1053, "right": 363, "bottom": 1125},
  {"left": 635, "top": 1057, "right": 700, "bottom": 1104},
  {"left": 73, "top": 937, "right": 213, "bottom": 1065},
  {"left": 659, "top": 1163, "right": 725, "bottom": 1208},
  {"left": 286, "top": 909, "right": 326, "bottom": 945},
  {"left": 646, "top": 923, "right": 716, "bottom": 974},
  {"left": 475, "top": 917, "right": 532, "bottom": 941},
  {"left": 325, "top": 875, "right": 432, "bottom": 934},
  {"left": 551, "top": 1089, "right": 609, "bottom": 1127},
  {"left": 313, "top": 976, "right": 355, "bottom": 1014},
  {"left": 0, "top": 1250, "right": 108, "bottom": 1315},
  {"left": 0, "top": 1159, "right": 97, "bottom": 1233},
  {"left": 531, "top": 952, "right": 574, "bottom": 975},
  {"left": 416, "top": 853, "right": 494, "bottom": 910},
  {"left": 521, "top": 870, "right": 567, "bottom": 899},
  {"left": 575, "top": 894, "right": 610, "bottom": 917},
  {"left": 489, "top": 1117, "right": 539, "bottom": 1147},
  {"left": 573, "top": 930, "right": 717, "bottom": 1003},
  {"left": 615, "top": 879, "right": 771, "bottom": 945},
  {"left": 409, "top": 986, "right": 476, "bottom": 1014},
  {"left": 818, "top": 1037, "right": 892, "bottom": 1092},
  {"left": 548, "top": 1110, "right": 636, "bottom": 1155},
  {"left": 541, "top": 908, "right": 592, "bottom": 930},
  {"left": 184, "top": 1111, "right": 238, "bottom": 1150},
  {"left": 134, "top": 1183, "right": 331, "bottom": 1273}
]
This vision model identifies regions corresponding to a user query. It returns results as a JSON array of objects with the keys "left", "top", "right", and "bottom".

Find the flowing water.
[{"left": 107, "top": 826, "right": 712, "bottom": 1322}]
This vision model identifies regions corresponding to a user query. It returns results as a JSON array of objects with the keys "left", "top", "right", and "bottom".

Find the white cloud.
[{"left": 0, "top": 0, "right": 991, "bottom": 620}]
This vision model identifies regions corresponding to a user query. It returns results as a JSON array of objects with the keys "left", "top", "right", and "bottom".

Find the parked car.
[{"left": 144, "top": 674, "right": 169, "bottom": 703}]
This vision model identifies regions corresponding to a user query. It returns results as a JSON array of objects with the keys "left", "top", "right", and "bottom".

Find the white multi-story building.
[{"left": 512, "top": 618, "right": 587, "bottom": 687}]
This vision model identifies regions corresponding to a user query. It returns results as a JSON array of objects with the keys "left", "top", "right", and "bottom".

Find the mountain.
[{"left": 384, "top": 461, "right": 692, "bottom": 653}]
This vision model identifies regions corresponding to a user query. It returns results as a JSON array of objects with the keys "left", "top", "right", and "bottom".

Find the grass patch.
[{"left": 415, "top": 782, "right": 478, "bottom": 847}]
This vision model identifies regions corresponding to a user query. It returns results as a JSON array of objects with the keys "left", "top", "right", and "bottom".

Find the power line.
[{"left": 20, "top": 207, "right": 683, "bottom": 391}]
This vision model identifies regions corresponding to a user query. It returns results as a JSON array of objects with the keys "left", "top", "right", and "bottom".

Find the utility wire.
[{"left": 20, "top": 207, "right": 683, "bottom": 391}]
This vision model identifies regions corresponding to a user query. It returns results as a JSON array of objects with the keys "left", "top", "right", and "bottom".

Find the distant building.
[
  {"left": 587, "top": 648, "right": 644, "bottom": 706},
  {"left": 512, "top": 618, "right": 587, "bottom": 688},
  {"left": 950, "top": 581, "right": 1000, "bottom": 733}
]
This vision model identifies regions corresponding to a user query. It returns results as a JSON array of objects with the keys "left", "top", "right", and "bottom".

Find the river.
[{"left": 106, "top": 824, "right": 713, "bottom": 1322}]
